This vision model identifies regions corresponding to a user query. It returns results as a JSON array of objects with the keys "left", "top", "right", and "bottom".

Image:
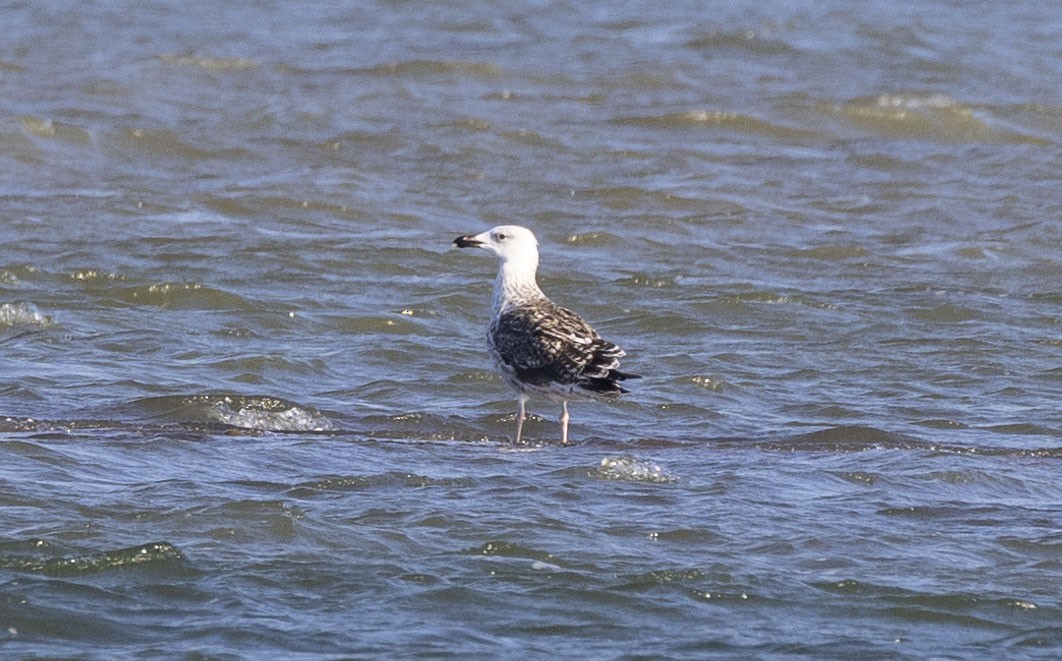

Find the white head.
[
  {"left": 454, "top": 225, "right": 543, "bottom": 307},
  {"left": 453, "top": 225, "right": 540, "bottom": 274}
]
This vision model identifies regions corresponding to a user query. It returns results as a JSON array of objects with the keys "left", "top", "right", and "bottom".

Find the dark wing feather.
[{"left": 489, "top": 302, "right": 638, "bottom": 396}]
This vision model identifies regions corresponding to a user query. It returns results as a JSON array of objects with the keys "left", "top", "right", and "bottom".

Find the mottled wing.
[{"left": 489, "top": 302, "right": 635, "bottom": 395}]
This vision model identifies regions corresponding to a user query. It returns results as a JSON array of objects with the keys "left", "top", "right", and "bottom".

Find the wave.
[
  {"left": 2, "top": 412, "right": 1058, "bottom": 458},
  {"left": 734, "top": 425, "right": 1062, "bottom": 457},
  {"left": 111, "top": 126, "right": 251, "bottom": 161},
  {"left": 828, "top": 93, "right": 1050, "bottom": 144},
  {"left": 611, "top": 111, "right": 812, "bottom": 139},
  {"left": 157, "top": 53, "right": 258, "bottom": 71},
  {"left": 19, "top": 116, "right": 92, "bottom": 144},
  {"left": 286, "top": 472, "right": 474, "bottom": 498},
  {"left": 108, "top": 282, "right": 252, "bottom": 310},
  {"left": 810, "top": 577, "right": 1040, "bottom": 627},
  {"left": 131, "top": 393, "right": 335, "bottom": 432},
  {"left": 0, "top": 540, "right": 183, "bottom": 576},
  {"left": 685, "top": 28, "right": 798, "bottom": 56},
  {"left": 359, "top": 59, "right": 501, "bottom": 78}
]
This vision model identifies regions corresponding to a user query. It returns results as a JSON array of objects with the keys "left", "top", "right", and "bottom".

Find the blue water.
[{"left": 2, "top": 1, "right": 1061, "bottom": 658}]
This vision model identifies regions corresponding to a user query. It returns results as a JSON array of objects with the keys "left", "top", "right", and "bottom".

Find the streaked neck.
[{"left": 491, "top": 259, "right": 544, "bottom": 312}]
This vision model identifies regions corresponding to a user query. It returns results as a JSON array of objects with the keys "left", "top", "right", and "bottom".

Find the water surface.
[{"left": 2, "top": 1, "right": 1061, "bottom": 658}]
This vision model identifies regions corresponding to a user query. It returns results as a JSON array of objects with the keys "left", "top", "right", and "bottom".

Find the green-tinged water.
[{"left": 2, "top": 1, "right": 1060, "bottom": 658}]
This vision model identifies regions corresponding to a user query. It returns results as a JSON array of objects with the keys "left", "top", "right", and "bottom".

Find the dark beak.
[{"left": 453, "top": 234, "right": 484, "bottom": 248}]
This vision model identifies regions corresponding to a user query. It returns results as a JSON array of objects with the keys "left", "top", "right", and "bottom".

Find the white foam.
[
  {"left": 0, "top": 302, "right": 54, "bottom": 328},
  {"left": 204, "top": 396, "right": 335, "bottom": 432},
  {"left": 592, "top": 455, "right": 677, "bottom": 483}
]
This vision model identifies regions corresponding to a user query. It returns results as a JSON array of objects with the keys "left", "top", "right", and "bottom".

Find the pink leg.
[
  {"left": 514, "top": 395, "right": 528, "bottom": 443},
  {"left": 560, "top": 401, "right": 570, "bottom": 445}
]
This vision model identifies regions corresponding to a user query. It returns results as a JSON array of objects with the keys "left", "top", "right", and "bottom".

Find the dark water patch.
[
  {"left": 18, "top": 115, "right": 93, "bottom": 145},
  {"left": 824, "top": 93, "right": 1051, "bottom": 144},
  {"left": 320, "top": 313, "right": 423, "bottom": 335},
  {"left": 0, "top": 417, "right": 135, "bottom": 435},
  {"left": 359, "top": 59, "right": 502, "bottom": 79},
  {"left": 759, "top": 425, "right": 920, "bottom": 452},
  {"left": 877, "top": 504, "right": 1008, "bottom": 524},
  {"left": 814, "top": 578, "right": 1044, "bottom": 630},
  {"left": 706, "top": 427, "right": 1062, "bottom": 459},
  {"left": 0, "top": 588, "right": 144, "bottom": 649},
  {"left": 157, "top": 53, "right": 259, "bottom": 72},
  {"left": 613, "top": 567, "right": 708, "bottom": 591},
  {"left": 110, "top": 126, "right": 252, "bottom": 161},
  {"left": 915, "top": 418, "right": 969, "bottom": 430},
  {"left": 0, "top": 417, "right": 278, "bottom": 444},
  {"left": 998, "top": 533, "right": 1062, "bottom": 561},
  {"left": 829, "top": 470, "right": 882, "bottom": 485},
  {"left": 686, "top": 27, "right": 798, "bottom": 55},
  {"left": 789, "top": 243, "right": 874, "bottom": 261},
  {"left": 610, "top": 111, "right": 813, "bottom": 140},
  {"left": 0, "top": 541, "right": 183, "bottom": 576},
  {"left": 190, "top": 500, "right": 302, "bottom": 544},
  {"left": 910, "top": 301, "right": 981, "bottom": 323},
  {"left": 464, "top": 540, "right": 560, "bottom": 566},
  {"left": 723, "top": 289, "right": 842, "bottom": 311},
  {"left": 614, "top": 272, "right": 678, "bottom": 289},
  {"left": 352, "top": 410, "right": 492, "bottom": 444},
  {"left": 106, "top": 282, "right": 252, "bottom": 311},
  {"left": 561, "top": 231, "right": 624, "bottom": 247},
  {"left": 287, "top": 472, "right": 475, "bottom": 499},
  {"left": 608, "top": 567, "right": 756, "bottom": 618},
  {"left": 202, "top": 193, "right": 363, "bottom": 221},
  {"left": 982, "top": 422, "right": 1059, "bottom": 437},
  {"left": 575, "top": 185, "right": 711, "bottom": 212}
]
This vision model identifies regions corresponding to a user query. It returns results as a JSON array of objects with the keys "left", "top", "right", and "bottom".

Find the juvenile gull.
[{"left": 453, "top": 225, "right": 639, "bottom": 444}]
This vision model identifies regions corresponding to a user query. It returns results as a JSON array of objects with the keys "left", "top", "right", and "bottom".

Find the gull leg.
[
  {"left": 560, "top": 401, "right": 570, "bottom": 445},
  {"left": 514, "top": 395, "right": 528, "bottom": 443}
]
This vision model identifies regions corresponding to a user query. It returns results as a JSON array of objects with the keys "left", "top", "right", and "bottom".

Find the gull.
[{"left": 453, "top": 225, "right": 638, "bottom": 444}]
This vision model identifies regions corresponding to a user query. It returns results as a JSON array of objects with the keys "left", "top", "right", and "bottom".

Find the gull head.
[{"left": 453, "top": 225, "right": 539, "bottom": 265}]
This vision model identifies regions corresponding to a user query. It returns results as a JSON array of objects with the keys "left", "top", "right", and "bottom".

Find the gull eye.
[{"left": 495, "top": 232, "right": 508, "bottom": 241}]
